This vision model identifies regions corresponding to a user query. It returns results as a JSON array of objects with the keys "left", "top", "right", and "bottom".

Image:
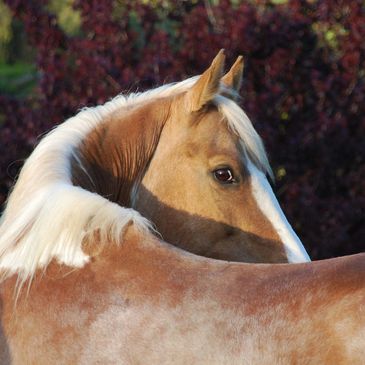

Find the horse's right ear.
[{"left": 187, "top": 49, "right": 225, "bottom": 112}]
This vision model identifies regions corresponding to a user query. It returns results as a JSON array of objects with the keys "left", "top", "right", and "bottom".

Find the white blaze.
[{"left": 247, "top": 160, "right": 311, "bottom": 263}]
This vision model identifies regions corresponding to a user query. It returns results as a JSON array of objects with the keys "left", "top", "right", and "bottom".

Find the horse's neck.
[{"left": 71, "top": 100, "right": 169, "bottom": 207}]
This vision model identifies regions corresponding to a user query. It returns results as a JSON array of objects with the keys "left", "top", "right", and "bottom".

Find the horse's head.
[{"left": 133, "top": 51, "right": 310, "bottom": 263}]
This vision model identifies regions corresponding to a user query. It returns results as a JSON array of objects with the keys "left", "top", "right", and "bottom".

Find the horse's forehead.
[{"left": 190, "top": 109, "right": 240, "bottom": 149}]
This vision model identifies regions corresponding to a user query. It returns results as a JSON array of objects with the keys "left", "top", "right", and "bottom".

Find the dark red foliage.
[{"left": 1, "top": 0, "right": 364, "bottom": 259}]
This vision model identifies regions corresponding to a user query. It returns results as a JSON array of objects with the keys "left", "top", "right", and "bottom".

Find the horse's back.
[
  {"left": 257, "top": 253, "right": 365, "bottom": 364},
  {"left": 0, "top": 238, "right": 364, "bottom": 364}
]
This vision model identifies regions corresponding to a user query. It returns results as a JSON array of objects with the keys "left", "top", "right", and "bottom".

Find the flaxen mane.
[{"left": 0, "top": 76, "right": 271, "bottom": 283}]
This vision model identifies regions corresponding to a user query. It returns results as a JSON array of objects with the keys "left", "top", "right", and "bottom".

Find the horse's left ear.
[
  {"left": 187, "top": 49, "right": 226, "bottom": 112},
  {"left": 221, "top": 56, "right": 244, "bottom": 98}
]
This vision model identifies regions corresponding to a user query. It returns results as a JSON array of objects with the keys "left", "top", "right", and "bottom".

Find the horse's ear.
[
  {"left": 221, "top": 56, "right": 244, "bottom": 99},
  {"left": 187, "top": 49, "right": 225, "bottom": 112}
]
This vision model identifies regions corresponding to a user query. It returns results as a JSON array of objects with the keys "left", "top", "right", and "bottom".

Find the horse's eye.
[{"left": 213, "top": 168, "right": 235, "bottom": 184}]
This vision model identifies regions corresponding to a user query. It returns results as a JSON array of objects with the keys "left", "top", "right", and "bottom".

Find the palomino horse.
[{"left": 0, "top": 51, "right": 363, "bottom": 364}]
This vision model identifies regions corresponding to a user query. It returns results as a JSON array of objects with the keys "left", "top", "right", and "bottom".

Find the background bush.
[{"left": 0, "top": 0, "right": 364, "bottom": 259}]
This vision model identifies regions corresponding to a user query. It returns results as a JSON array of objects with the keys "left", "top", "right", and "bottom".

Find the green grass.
[{"left": 0, "top": 62, "right": 38, "bottom": 97}]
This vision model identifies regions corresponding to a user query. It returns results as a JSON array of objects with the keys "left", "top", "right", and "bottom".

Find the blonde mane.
[{"left": 0, "top": 76, "right": 271, "bottom": 281}]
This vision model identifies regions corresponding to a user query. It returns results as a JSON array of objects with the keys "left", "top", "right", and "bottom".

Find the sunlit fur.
[
  {"left": 0, "top": 54, "right": 362, "bottom": 365},
  {"left": 0, "top": 227, "right": 363, "bottom": 364},
  {"left": 0, "top": 76, "right": 273, "bottom": 284}
]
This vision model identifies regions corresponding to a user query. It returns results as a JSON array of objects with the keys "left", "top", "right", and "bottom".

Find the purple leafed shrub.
[{"left": 1, "top": 0, "right": 364, "bottom": 259}]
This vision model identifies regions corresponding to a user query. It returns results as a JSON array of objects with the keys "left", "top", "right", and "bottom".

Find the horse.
[{"left": 0, "top": 51, "right": 363, "bottom": 364}]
